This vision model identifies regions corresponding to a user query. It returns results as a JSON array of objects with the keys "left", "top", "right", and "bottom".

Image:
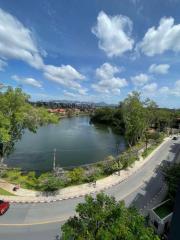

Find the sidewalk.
[{"left": 0, "top": 137, "right": 170, "bottom": 203}]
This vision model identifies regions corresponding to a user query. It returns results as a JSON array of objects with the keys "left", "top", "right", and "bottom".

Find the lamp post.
[{"left": 53, "top": 148, "right": 56, "bottom": 172}]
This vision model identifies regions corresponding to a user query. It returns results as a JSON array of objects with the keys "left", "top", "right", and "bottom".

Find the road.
[{"left": 0, "top": 137, "right": 179, "bottom": 240}]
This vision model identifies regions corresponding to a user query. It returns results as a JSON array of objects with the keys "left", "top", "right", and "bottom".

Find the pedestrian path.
[{"left": 0, "top": 138, "right": 170, "bottom": 203}]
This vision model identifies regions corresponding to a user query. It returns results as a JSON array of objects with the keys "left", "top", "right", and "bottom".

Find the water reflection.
[{"left": 6, "top": 116, "right": 125, "bottom": 171}]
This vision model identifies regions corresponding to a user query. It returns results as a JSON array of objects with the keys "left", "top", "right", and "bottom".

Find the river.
[{"left": 6, "top": 116, "right": 126, "bottom": 171}]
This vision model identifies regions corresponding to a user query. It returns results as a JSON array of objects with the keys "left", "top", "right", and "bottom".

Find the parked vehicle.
[{"left": 0, "top": 200, "right": 9, "bottom": 215}]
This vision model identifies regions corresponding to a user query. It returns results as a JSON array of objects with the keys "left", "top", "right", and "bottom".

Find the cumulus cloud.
[
  {"left": 171, "top": 80, "right": 180, "bottom": 96},
  {"left": 142, "top": 82, "right": 158, "bottom": 94},
  {"left": 139, "top": 17, "right": 180, "bottom": 56},
  {"left": 63, "top": 90, "right": 78, "bottom": 98},
  {"left": 149, "top": 64, "right": 170, "bottom": 74},
  {"left": 63, "top": 90, "right": 90, "bottom": 101},
  {"left": 0, "top": 59, "right": 7, "bottom": 71},
  {"left": 159, "top": 80, "right": 180, "bottom": 97},
  {"left": 92, "top": 63, "right": 128, "bottom": 94},
  {"left": 159, "top": 86, "right": 170, "bottom": 94},
  {"left": 12, "top": 75, "right": 43, "bottom": 88},
  {"left": 0, "top": 8, "right": 86, "bottom": 92},
  {"left": 0, "top": 8, "right": 44, "bottom": 69},
  {"left": 43, "top": 64, "right": 85, "bottom": 90},
  {"left": 131, "top": 73, "right": 150, "bottom": 86},
  {"left": 92, "top": 11, "right": 134, "bottom": 57},
  {"left": 0, "top": 82, "right": 4, "bottom": 89}
]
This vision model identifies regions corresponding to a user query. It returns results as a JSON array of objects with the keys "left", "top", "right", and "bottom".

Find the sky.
[{"left": 0, "top": 0, "right": 180, "bottom": 108}]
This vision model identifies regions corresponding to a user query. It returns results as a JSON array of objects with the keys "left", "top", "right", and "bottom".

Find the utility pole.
[{"left": 53, "top": 148, "right": 56, "bottom": 171}]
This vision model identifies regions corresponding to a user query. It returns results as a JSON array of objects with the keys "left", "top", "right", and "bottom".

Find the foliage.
[
  {"left": 67, "top": 167, "right": 85, "bottom": 184},
  {"left": 0, "top": 87, "right": 58, "bottom": 161},
  {"left": 91, "top": 107, "right": 115, "bottom": 125},
  {"left": 37, "top": 173, "right": 63, "bottom": 191},
  {"left": 162, "top": 163, "right": 180, "bottom": 201},
  {"left": 91, "top": 91, "right": 179, "bottom": 147},
  {"left": 122, "top": 92, "right": 149, "bottom": 146},
  {"left": 61, "top": 193, "right": 159, "bottom": 240}
]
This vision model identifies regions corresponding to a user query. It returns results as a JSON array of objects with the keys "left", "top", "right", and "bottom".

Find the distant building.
[{"left": 48, "top": 108, "right": 66, "bottom": 114}]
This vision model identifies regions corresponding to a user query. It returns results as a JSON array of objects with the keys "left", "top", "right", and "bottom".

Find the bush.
[
  {"left": 67, "top": 167, "right": 85, "bottom": 184},
  {"left": 38, "top": 173, "right": 62, "bottom": 192},
  {"left": 6, "top": 169, "right": 22, "bottom": 181}
]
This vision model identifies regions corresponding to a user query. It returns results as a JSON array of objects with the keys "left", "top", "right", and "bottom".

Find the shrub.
[
  {"left": 38, "top": 173, "right": 62, "bottom": 192},
  {"left": 67, "top": 167, "right": 85, "bottom": 184},
  {"left": 6, "top": 169, "right": 22, "bottom": 181}
]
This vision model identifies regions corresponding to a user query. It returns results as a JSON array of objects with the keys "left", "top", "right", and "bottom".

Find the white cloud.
[
  {"left": 77, "top": 88, "right": 88, "bottom": 95},
  {"left": 63, "top": 90, "right": 90, "bottom": 101},
  {"left": 142, "top": 82, "right": 158, "bottom": 94},
  {"left": 12, "top": 75, "right": 42, "bottom": 88},
  {"left": 159, "top": 80, "right": 180, "bottom": 97},
  {"left": 0, "top": 82, "right": 4, "bottom": 89},
  {"left": 92, "top": 11, "right": 134, "bottom": 57},
  {"left": 0, "top": 8, "right": 88, "bottom": 94},
  {"left": 131, "top": 73, "right": 150, "bottom": 86},
  {"left": 139, "top": 17, "right": 180, "bottom": 56},
  {"left": 43, "top": 64, "right": 85, "bottom": 90},
  {"left": 0, "top": 59, "right": 7, "bottom": 71},
  {"left": 0, "top": 8, "right": 44, "bottom": 69},
  {"left": 149, "top": 64, "right": 170, "bottom": 74},
  {"left": 92, "top": 63, "right": 127, "bottom": 94},
  {"left": 171, "top": 80, "right": 180, "bottom": 96},
  {"left": 63, "top": 90, "right": 78, "bottom": 98},
  {"left": 159, "top": 86, "right": 170, "bottom": 94}
]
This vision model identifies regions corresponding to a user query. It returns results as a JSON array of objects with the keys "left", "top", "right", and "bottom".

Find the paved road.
[{"left": 0, "top": 138, "right": 179, "bottom": 240}]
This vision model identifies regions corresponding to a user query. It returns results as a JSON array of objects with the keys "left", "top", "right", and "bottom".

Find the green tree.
[
  {"left": 122, "top": 92, "right": 148, "bottom": 146},
  {"left": 162, "top": 163, "right": 180, "bottom": 201},
  {"left": 38, "top": 172, "right": 62, "bottom": 192},
  {"left": 61, "top": 193, "right": 159, "bottom": 240},
  {"left": 91, "top": 107, "right": 115, "bottom": 125},
  {"left": 0, "top": 87, "right": 58, "bottom": 163},
  {"left": 67, "top": 167, "right": 85, "bottom": 184}
]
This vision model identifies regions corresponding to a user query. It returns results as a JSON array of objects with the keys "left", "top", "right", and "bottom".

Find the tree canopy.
[
  {"left": 162, "top": 163, "right": 180, "bottom": 201},
  {"left": 0, "top": 87, "right": 58, "bottom": 161},
  {"left": 91, "top": 91, "right": 179, "bottom": 146},
  {"left": 61, "top": 193, "right": 159, "bottom": 240}
]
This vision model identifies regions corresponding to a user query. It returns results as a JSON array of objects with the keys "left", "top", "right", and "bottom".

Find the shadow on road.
[{"left": 130, "top": 141, "right": 180, "bottom": 211}]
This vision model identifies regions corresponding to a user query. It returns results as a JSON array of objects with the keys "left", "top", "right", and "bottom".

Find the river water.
[{"left": 6, "top": 116, "right": 126, "bottom": 171}]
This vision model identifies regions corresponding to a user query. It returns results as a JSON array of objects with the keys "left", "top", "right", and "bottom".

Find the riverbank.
[
  {"left": 0, "top": 136, "right": 171, "bottom": 202},
  {"left": 0, "top": 132, "right": 165, "bottom": 192}
]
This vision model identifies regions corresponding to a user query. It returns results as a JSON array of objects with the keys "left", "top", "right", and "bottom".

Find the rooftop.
[{"left": 153, "top": 199, "right": 173, "bottom": 219}]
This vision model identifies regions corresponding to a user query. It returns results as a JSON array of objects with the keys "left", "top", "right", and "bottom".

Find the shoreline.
[{"left": 0, "top": 136, "right": 170, "bottom": 202}]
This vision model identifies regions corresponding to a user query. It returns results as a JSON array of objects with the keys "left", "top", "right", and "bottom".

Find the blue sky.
[{"left": 0, "top": 0, "right": 180, "bottom": 108}]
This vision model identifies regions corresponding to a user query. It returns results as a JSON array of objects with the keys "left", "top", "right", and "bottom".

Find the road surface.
[{"left": 0, "top": 137, "right": 179, "bottom": 240}]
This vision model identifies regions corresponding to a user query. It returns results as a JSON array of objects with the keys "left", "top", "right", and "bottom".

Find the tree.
[
  {"left": 61, "top": 193, "right": 159, "bottom": 240},
  {"left": 38, "top": 172, "right": 61, "bottom": 192},
  {"left": 122, "top": 92, "right": 148, "bottom": 146},
  {"left": 67, "top": 167, "right": 85, "bottom": 184},
  {"left": 0, "top": 87, "right": 58, "bottom": 163},
  {"left": 162, "top": 163, "right": 180, "bottom": 201},
  {"left": 90, "top": 107, "right": 115, "bottom": 125}
]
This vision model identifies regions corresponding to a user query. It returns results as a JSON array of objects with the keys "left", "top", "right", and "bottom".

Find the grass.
[
  {"left": 0, "top": 187, "right": 15, "bottom": 196},
  {"left": 142, "top": 139, "right": 164, "bottom": 158},
  {"left": 142, "top": 145, "right": 157, "bottom": 158},
  {"left": 154, "top": 200, "right": 173, "bottom": 219}
]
